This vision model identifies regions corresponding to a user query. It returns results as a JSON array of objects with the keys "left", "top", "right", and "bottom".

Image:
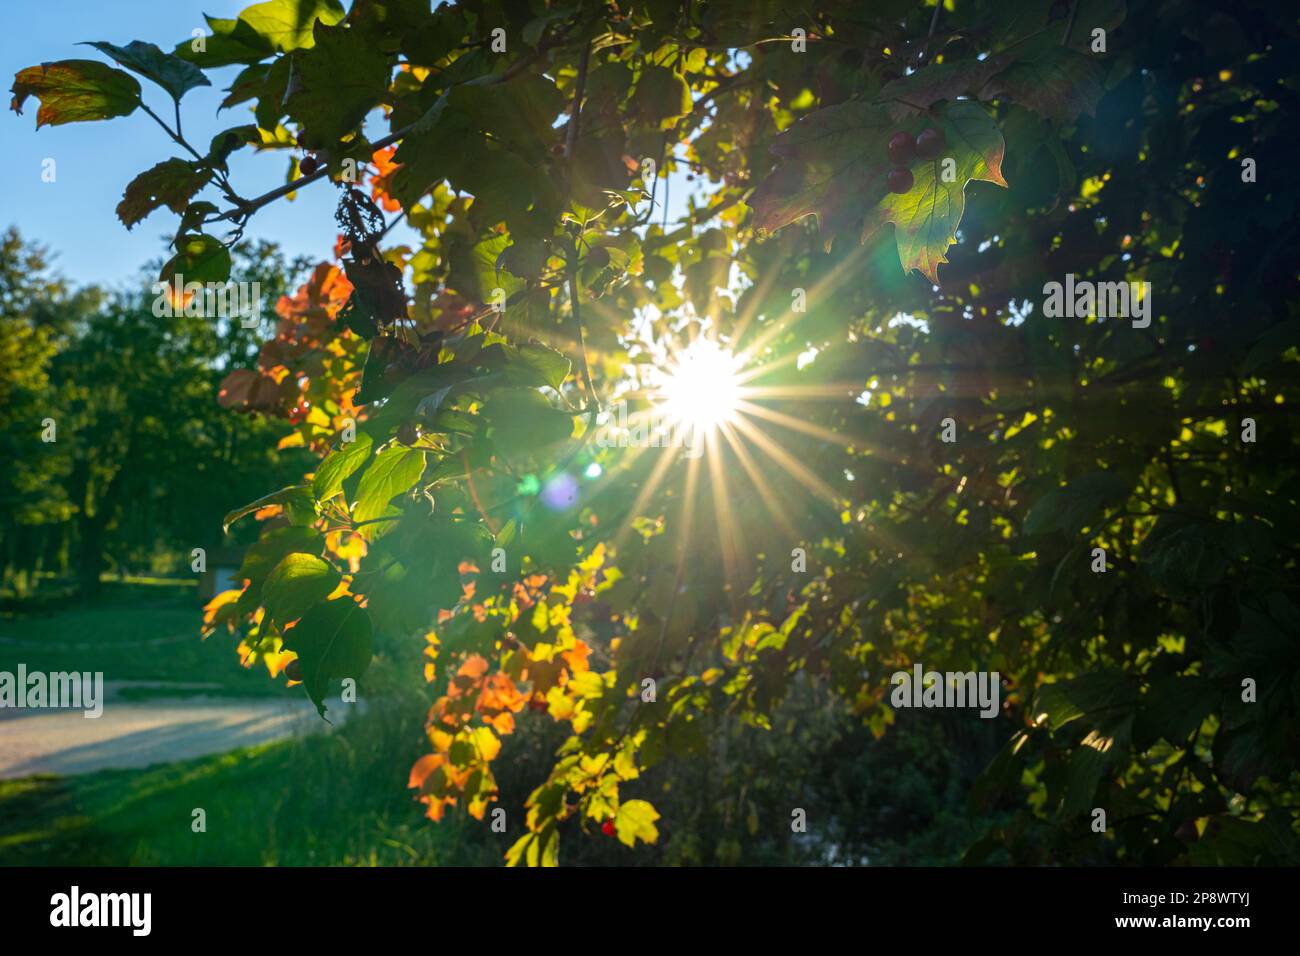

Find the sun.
[{"left": 656, "top": 339, "right": 744, "bottom": 435}]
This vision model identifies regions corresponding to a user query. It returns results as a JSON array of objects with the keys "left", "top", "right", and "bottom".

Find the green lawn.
[
  {"left": 0, "top": 578, "right": 509, "bottom": 865},
  {"left": 0, "top": 700, "right": 505, "bottom": 866},
  {"left": 0, "top": 578, "right": 280, "bottom": 696}
]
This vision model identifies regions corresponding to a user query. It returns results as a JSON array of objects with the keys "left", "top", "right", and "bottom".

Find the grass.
[
  {"left": 0, "top": 578, "right": 281, "bottom": 697},
  {"left": 0, "top": 696, "right": 506, "bottom": 866},
  {"left": 0, "top": 577, "right": 511, "bottom": 865}
]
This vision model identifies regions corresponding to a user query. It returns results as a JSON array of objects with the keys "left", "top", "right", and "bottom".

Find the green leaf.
[
  {"left": 633, "top": 66, "right": 691, "bottom": 125},
  {"left": 283, "top": 598, "right": 373, "bottom": 717},
  {"left": 482, "top": 389, "right": 575, "bottom": 457},
  {"left": 178, "top": 200, "right": 220, "bottom": 236},
  {"left": 175, "top": 18, "right": 271, "bottom": 68},
  {"left": 117, "top": 159, "right": 211, "bottom": 229},
  {"left": 236, "top": 526, "right": 326, "bottom": 590},
  {"left": 1034, "top": 671, "right": 1138, "bottom": 732},
  {"left": 159, "top": 233, "right": 232, "bottom": 287},
  {"left": 861, "top": 101, "right": 1008, "bottom": 282},
  {"left": 352, "top": 445, "right": 425, "bottom": 523},
  {"left": 223, "top": 484, "right": 315, "bottom": 533},
  {"left": 174, "top": 0, "right": 347, "bottom": 67},
  {"left": 262, "top": 553, "right": 342, "bottom": 627},
  {"left": 82, "top": 40, "right": 210, "bottom": 102},
  {"left": 613, "top": 799, "right": 661, "bottom": 847},
  {"left": 1024, "top": 471, "right": 1133, "bottom": 536},
  {"left": 747, "top": 101, "right": 894, "bottom": 241},
  {"left": 207, "top": 125, "right": 261, "bottom": 168},
  {"left": 1134, "top": 677, "right": 1215, "bottom": 749},
  {"left": 970, "top": 730, "right": 1029, "bottom": 813},
  {"left": 983, "top": 48, "right": 1104, "bottom": 123},
  {"left": 879, "top": 56, "right": 1014, "bottom": 112},
  {"left": 285, "top": 22, "right": 390, "bottom": 143},
  {"left": 239, "top": 0, "right": 347, "bottom": 52},
  {"left": 10, "top": 59, "right": 141, "bottom": 127},
  {"left": 506, "top": 343, "right": 571, "bottom": 391},
  {"left": 313, "top": 433, "right": 375, "bottom": 502},
  {"left": 1062, "top": 727, "right": 1121, "bottom": 817}
]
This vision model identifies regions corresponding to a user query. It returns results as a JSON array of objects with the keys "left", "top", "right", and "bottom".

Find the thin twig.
[
  {"left": 569, "top": 271, "right": 599, "bottom": 412},
  {"left": 138, "top": 99, "right": 247, "bottom": 211},
  {"left": 564, "top": 38, "right": 592, "bottom": 159},
  {"left": 1062, "top": 0, "right": 1080, "bottom": 46}
]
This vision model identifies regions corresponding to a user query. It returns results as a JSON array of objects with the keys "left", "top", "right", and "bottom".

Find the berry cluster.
[{"left": 885, "top": 127, "right": 946, "bottom": 193}]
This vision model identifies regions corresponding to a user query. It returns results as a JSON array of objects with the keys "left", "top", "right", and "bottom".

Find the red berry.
[
  {"left": 397, "top": 421, "right": 420, "bottom": 445},
  {"left": 601, "top": 820, "right": 616, "bottom": 837},
  {"left": 300, "top": 155, "right": 320, "bottom": 176},
  {"left": 887, "top": 167, "right": 914, "bottom": 194},
  {"left": 887, "top": 130, "right": 915, "bottom": 165},
  {"left": 915, "top": 127, "right": 946, "bottom": 160}
]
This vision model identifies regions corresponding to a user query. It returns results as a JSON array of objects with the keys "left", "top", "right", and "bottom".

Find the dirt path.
[{"left": 0, "top": 682, "right": 355, "bottom": 779}]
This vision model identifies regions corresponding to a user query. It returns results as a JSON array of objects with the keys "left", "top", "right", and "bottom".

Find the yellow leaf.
[{"left": 614, "top": 799, "right": 660, "bottom": 848}]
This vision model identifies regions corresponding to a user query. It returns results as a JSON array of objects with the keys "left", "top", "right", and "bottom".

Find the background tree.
[{"left": 0, "top": 233, "right": 312, "bottom": 596}]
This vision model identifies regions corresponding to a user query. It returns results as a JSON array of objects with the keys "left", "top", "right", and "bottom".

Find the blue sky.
[
  {"left": 3, "top": 1, "right": 701, "bottom": 293},
  {"left": 1, "top": 1, "right": 398, "bottom": 290}
]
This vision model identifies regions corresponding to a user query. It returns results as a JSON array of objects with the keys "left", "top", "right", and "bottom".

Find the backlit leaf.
[
  {"left": 283, "top": 597, "right": 373, "bottom": 717},
  {"left": 82, "top": 40, "right": 210, "bottom": 102},
  {"left": 117, "top": 159, "right": 211, "bottom": 229},
  {"left": 10, "top": 59, "right": 141, "bottom": 127},
  {"left": 352, "top": 445, "right": 425, "bottom": 523}
]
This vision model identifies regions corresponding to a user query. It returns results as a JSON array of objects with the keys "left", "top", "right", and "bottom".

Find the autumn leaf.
[
  {"left": 10, "top": 59, "right": 141, "bottom": 127},
  {"left": 861, "top": 101, "right": 1008, "bottom": 282},
  {"left": 117, "top": 158, "right": 211, "bottom": 229},
  {"left": 749, "top": 98, "right": 1008, "bottom": 280}
]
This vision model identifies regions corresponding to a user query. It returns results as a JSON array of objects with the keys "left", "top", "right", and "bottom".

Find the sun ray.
[
  {"left": 727, "top": 414, "right": 845, "bottom": 508},
  {"left": 733, "top": 398, "right": 857, "bottom": 448},
  {"left": 609, "top": 438, "right": 681, "bottom": 551},
  {"left": 704, "top": 427, "right": 746, "bottom": 597},
  {"left": 716, "top": 419, "right": 801, "bottom": 543}
]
